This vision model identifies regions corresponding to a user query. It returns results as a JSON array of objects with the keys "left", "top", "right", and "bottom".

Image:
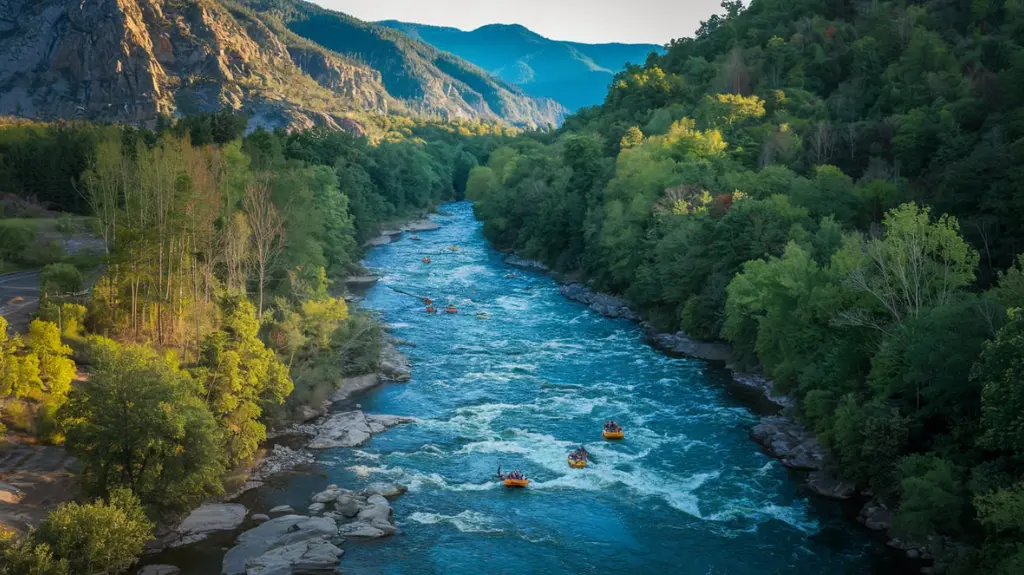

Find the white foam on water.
[
  {"left": 408, "top": 510, "right": 503, "bottom": 533},
  {"left": 383, "top": 322, "right": 413, "bottom": 329},
  {"left": 495, "top": 296, "right": 529, "bottom": 311},
  {"left": 346, "top": 464, "right": 401, "bottom": 479}
]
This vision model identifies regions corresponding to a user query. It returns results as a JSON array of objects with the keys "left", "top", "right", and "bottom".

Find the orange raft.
[
  {"left": 504, "top": 478, "right": 529, "bottom": 488},
  {"left": 602, "top": 430, "right": 624, "bottom": 440},
  {"left": 425, "top": 306, "right": 437, "bottom": 313},
  {"left": 422, "top": 257, "right": 431, "bottom": 264},
  {"left": 445, "top": 305, "right": 458, "bottom": 314}
]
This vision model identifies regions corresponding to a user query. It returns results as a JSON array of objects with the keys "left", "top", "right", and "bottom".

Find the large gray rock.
[
  {"left": 859, "top": 500, "right": 892, "bottom": 531},
  {"left": 308, "top": 411, "right": 414, "bottom": 449},
  {"left": 221, "top": 515, "right": 338, "bottom": 575},
  {"left": 330, "top": 374, "right": 380, "bottom": 404},
  {"left": 243, "top": 539, "right": 343, "bottom": 575},
  {"left": 269, "top": 505, "right": 294, "bottom": 515},
  {"left": 338, "top": 521, "right": 385, "bottom": 538},
  {"left": 750, "top": 416, "right": 826, "bottom": 471},
  {"left": 362, "top": 482, "right": 408, "bottom": 499},
  {"left": 731, "top": 373, "right": 795, "bottom": 408},
  {"left": 356, "top": 494, "right": 392, "bottom": 524},
  {"left": 173, "top": 504, "right": 247, "bottom": 547},
  {"left": 380, "top": 340, "right": 411, "bottom": 382},
  {"left": 334, "top": 495, "right": 361, "bottom": 518},
  {"left": 648, "top": 330, "right": 733, "bottom": 363},
  {"left": 138, "top": 566, "right": 181, "bottom": 575},
  {"left": 806, "top": 470, "right": 856, "bottom": 499},
  {"left": 364, "top": 235, "right": 391, "bottom": 247}
]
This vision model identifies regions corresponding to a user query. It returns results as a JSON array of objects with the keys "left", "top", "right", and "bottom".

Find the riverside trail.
[{"left": 166, "top": 201, "right": 897, "bottom": 574}]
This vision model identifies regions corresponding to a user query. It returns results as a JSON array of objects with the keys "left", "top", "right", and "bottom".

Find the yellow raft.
[
  {"left": 603, "top": 430, "right": 624, "bottom": 440},
  {"left": 504, "top": 478, "right": 529, "bottom": 488},
  {"left": 568, "top": 457, "right": 587, "bottom": 469}
]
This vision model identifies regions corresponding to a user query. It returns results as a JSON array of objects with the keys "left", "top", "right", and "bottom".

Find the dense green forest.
[
  {"left": 0, "top": 110, "right": 506, "bottom": 573},
  {"left": 466, "top": 0, "right": 1024, "bottom": 572}
]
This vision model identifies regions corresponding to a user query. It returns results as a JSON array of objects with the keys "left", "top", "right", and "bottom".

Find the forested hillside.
[
  {"left": 467, "top": 0, "right": 1024, "bottom": 571},
  {"left": 0, "top": 111, "right": 507, "bottom": 572}
]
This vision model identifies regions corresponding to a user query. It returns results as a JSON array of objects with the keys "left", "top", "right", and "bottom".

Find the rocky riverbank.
[{"left": 543, "top": 270, "right": 937, "bottom": 570}]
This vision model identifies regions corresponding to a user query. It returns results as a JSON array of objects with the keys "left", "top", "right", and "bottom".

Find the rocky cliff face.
[{"left": 0, "top": 0, "right": 561, "bottom": 130}]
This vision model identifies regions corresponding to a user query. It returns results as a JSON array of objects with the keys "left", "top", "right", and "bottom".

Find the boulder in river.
[
  {"left": 362, "top": 482, "right": 408, "bottom": 499},
  {"left": 172, "top": 504, "right": 247, "bottom": 547},
  {"left": 308, "top": 411, "right": 415, "bottom": 449},
  {"left": 269, "top": 505, "right": 294, "bottom": 515},
  {"left": 750, "top": 416, "right": 826, "bottom": 471},
  {"left": 221, "top": 515, "right": 339, "bottom": 575}
]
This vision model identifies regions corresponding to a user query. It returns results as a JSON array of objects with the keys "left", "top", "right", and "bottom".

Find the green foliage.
[
  {"left": 35, "top": 489, "right": 152, "bottom": 575},
  {"left": 198, "top": 296, "right": 292, "bottom": 464},
  {"left": 893, "top": 455, "right": 965, "bottom": 539},
  {"left": 0, "top": 537, "right": 69, "bottom": 575},
  {"left": 40, "top": 264, "right": 83, "bottom": 296},
  {"left": 975, "top": 310, "right": 1024, "bottom": 454},
  {"left": 62, "top": 338, "right": 225, "bottom": 513}
]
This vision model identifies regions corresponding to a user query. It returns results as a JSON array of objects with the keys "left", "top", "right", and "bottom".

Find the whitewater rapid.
[{"left": 258, "top": 202, "right": 889, "bottom": 574}]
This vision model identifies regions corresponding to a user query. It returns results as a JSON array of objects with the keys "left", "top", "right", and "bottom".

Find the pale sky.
[{"left": 311, "top": 0, "right": 725, "bottom": 45}]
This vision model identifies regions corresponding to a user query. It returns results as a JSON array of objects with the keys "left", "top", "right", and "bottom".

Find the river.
[{"left": 161, "top": 201, "right": 898, "bottom": 574}]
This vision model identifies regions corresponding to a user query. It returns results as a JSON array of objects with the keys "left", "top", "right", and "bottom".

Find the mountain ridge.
[
  {"left": 378, "top": 20, "right": 662, "bottom": 111},
  {"left": 0, "top": 0, "right": 564, "bottom": 132}
]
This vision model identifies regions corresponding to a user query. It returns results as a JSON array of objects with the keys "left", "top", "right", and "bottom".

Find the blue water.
[{"left": 239, "top": 202, "right": 890, "bottom": 574}]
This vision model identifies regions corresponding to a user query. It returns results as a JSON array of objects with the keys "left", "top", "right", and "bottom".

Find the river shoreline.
[{"left": 503, "top": 253, "right": 931, "bottom": 572}]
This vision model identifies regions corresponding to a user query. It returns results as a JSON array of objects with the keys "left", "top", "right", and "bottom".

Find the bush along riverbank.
[{"left": 506, "top": 254, "right": 933, "bottom": 568}]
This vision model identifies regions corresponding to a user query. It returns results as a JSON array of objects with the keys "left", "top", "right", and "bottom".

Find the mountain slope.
[
  {"left": 378, "top": 21, "right": 661, "bottom": 111},
  {"left": 0, "top": 0, "right": 563, "bottom": 131}
]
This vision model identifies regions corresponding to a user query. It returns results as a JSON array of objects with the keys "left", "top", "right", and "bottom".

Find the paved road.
[{"left": 0, "top": 271, "right": 41, "bottom": 333}]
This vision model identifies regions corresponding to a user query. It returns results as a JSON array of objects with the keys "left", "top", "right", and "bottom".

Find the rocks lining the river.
[
  {"left": 503, "top": 253, "right": 549, "bottom": 271},
  {"left": 859, "top": 499, "right": 892, "bottom": 531},
  {"left": 402, "top": 218, "right": 441, "bottom": 232},
  {"left": 646, "top": 328, "right": 733, "bottom": 364},
  {"left": 750, "top": 416, "right": 825, "bottom": 471},
  {"left": 307, "top": 411, "right": 416, "bottom": 449},
  {"left": 380, "top": 338, "right": 411, "bottom": 382},
  {"left": 330, "top": 374, "right": 380, "bottom": 404},
  {"left": 221, "top": 515, "right": 343, "bottom": 575},
  {"left": 559, "top": 283, "right": 640, "bottom": 321},
  {"left": 138, "top": 566, "right": 181, "bottom": 575},
  {"left": 169, "top": 504, "right": 248, "bottom": 547},
  {"left": 225, "top": 445, "right": 317, "bottom": 500}
]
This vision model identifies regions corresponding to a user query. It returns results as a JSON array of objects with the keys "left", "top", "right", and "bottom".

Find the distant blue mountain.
[{"left": 378, "top": 21, "right": 662, "bottom": 111}]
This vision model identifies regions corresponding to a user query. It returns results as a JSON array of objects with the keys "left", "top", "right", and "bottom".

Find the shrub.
[
  {"left": 40, "top": 264, "right": 83, "bottom": 296},
  {"left": 35, "top": 489, "right": 153, "bottom": 575}
]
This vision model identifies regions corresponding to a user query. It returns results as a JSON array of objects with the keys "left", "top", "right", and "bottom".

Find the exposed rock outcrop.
[
  {"left": 171, "top": 504, "right": 248, "bottom": 547},
  {"left": 646, "top": 329, "right": 733, "bottom": 363},
  {"left": 380, "top": 339, "right": 411, "bottom": 382},
  {"left": 221, "top": 515, "right": 340, "bottom": 575},
  {"left": 330, "top": 374, "right": 381, "bottom": 404},
  {"left": 559, "top": 283, "right": 639, "bottom": 321},
  {"left": 402, "top": 219, "right": 441, "bottom": 232},
  {"left": 750, "top": 416, "right": 826, "bottom": 471},
  {"left": 305, "top": 483, "right": 403, "bottom": 539},
  {"left": 307, "top": 411, "right": 415, "bottom": 449},
  {"left": 504, "top": 254, "right": 549, "bottom": 271},
  {"left": 806, "top": 470, "right": 856, "bottom": 499},
  {"left": 859, "top": 499, "right": 892, "bottom": 531}
]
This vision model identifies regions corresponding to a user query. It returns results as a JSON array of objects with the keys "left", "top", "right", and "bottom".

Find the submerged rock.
[
  {"left": 750, "top": 416, "right": 826, "bottom": 471},
  {"left": 221, "top": 515, "right": 339, "bottom": 575},
  {"left": 172, "top": 504, "right": 247, "bottom": 547},
  {"left": 269, "top": 505, "right": 294, "bottom": 515},
  {"left": 308, "top": 411, "right": 415, "bottom": 449}
]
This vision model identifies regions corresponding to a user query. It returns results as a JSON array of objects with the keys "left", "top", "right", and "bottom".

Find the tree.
[
  {"left": 198, "top": 296, "right": 292, "bottom": 464},
  {"left": 62, "top": 338, "right": 225, "bottom": 512},
  {"left": 975, "top": 310, "right": 1024, "bottom": 453},
  {"left": 892, "top": 455, "right": 965, "bottom": 539},
  {"left": 242, "top": 182, "right": 285, "bottom": 319},
  {"left": 35, "top": 489, "right": 152, "bottom": 575},
  {"left": 620, "top": 126, "right": 645, "bottom": 149},
  {"left": 837, "top": 203, "right": 979, "bottom": 332},
  {"left": 0, "top": 316, "right": 41, "bottom": 399},
  {"left": 24, "top": 320, "right": 74, "bottom": 405},
  {"left": 0, "top": 537, "right": 69, "bottom": 575}
]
